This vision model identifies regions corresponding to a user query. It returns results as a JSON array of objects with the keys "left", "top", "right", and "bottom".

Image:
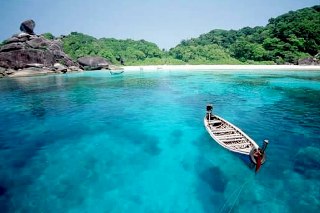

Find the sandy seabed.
[{"left": 122, "top": 64, "right": 320, "bottom": 72}]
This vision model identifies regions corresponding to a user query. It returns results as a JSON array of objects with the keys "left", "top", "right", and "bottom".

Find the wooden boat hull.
[
  {"left": 204, "top": 115, "right": 259, "bottom": 155},
  {"left": 110, "top": 70, "right": 124, "bottom": 75},
  {"left": 204, "top": 108, "right": 267, "bottom": 168}
]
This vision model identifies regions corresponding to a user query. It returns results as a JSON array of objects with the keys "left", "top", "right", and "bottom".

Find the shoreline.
[
  {"left": 122, "top": 65, "right": 320, "bottom": 71},
  {"left": 2, "top": 64, "right": 320, "bottom": 78}
]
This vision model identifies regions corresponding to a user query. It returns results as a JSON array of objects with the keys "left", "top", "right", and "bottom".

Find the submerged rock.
[
  {"left": 293, "top": 146, "right": 320, "bottom": 179},
  {"left": 0, "top": 185, "right": 7, "bottom": 196},
  {"left": 199, "top": 166, "right": 227, "bottom": 192}
]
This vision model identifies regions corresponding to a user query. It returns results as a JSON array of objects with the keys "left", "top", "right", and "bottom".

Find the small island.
[{"left": 0, "top": 5, "right": 320, "bottom": 77}]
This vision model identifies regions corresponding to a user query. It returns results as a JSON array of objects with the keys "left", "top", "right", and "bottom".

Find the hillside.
[
  {"left": 58, "top": 5, "right": 319, "bottom": 65},
  {"left": 59, "top": 32, "right": 183, "bottom": 66},
  {"left": 169, "top": 5, "right": 320, "bottom": 64}
]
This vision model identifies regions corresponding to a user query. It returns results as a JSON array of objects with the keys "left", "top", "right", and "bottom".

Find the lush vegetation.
[
  {"left": 172, "top": 5, "right": 319, "bottom": 64},
  {"left": 62, "top": 32, "right": 174, "bottom": 65},
  {"left": 169, "top": 44, "right": 241, "bottom": 64},
  {"left": 60, "top": 5, "right": 319, "bottom": 65}
]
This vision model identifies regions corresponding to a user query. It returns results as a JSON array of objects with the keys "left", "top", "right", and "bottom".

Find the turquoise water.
[{"left": 0, "top": 70, "right": 319, "bottom": 213}]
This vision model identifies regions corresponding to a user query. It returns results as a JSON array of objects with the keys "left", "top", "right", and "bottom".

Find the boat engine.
[
  {"left": 261, "top": 139, "right": 269, "bottom": 153},
  {"left": 206, "top": 104, "right": 213, "bottom": 120}
]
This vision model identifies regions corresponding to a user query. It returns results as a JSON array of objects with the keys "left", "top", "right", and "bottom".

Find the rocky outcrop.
[
  {"left": 20, "top": 20, "right": 35, "bottom": 35},
  {"left": 54, "top": 63, "right": 67, "bottom": 73},
  {"left": 77, "top": 56, "right": 110, "bottom": 70},
  {"left": 298, "top": 57, "right": 320, "bottom": 65},
  {"left": 0, "top": 20, "right": 82, "bottom": 77}
]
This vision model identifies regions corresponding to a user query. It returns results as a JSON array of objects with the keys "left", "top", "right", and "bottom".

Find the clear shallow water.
[{"left": 0, "top": 70, "right": 319, "bottom": 213}]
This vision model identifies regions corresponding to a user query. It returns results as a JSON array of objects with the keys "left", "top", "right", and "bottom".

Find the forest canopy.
[{"left": 60, "top": 5, "right": 319, "bottom": 65}]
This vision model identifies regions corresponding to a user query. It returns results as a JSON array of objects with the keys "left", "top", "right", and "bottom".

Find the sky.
[{"left": 0, "top": 0, "right": 319, "bottom": 49}]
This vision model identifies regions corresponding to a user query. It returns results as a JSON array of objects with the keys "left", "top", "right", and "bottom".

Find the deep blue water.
[{"left": 0, "top": 70, "right": 319, "bottom": 213}]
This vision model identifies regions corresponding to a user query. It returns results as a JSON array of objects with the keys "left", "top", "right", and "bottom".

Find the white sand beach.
[{"left": 122, "top": 65, "right": 320, "bottom": 71}]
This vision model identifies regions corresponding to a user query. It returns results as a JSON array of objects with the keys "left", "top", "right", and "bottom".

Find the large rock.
[
  {"left": 0, "top": 20, "right": 108, "bottom": 77},
  {"left": 0, "top": 42, "right": 26, "bottom": 52},
  {"left": 48, "top": 40, "right": 63, "bottom": 52},
  {"left": 54, "top": 63, "right": 67, "bottom": 73},
  {"left": 9, "top": 68, "right": 56, "bottom": 77},
  {"left": 68, "top": 66, "right": 82, "bottom": 71},
  {"left": 298, "top": 57, "right": 320, "bottom": 65},
  {"left": 77, "top": 56, "right": 110, "bottom": 70},
  {"left": 0, "top": 67, "right": 15, "bottom": 77},
  {"left": 0, "top": 46, "right": 79, "bottom": 70},
  {"left": 0, "top": 67, "right": 6, "bottom": 77},
  {"left": 26, "top": 37, "right": 51, "bottom": 49},
  {"left": 20, "top": 20, "right": 35, "bottom": 35},
  {"left": 26, "top": 63, "right": 44, "bottom": 68},
  {"left": 0, "top": 49, "right": 55, "bottom": 69},
  {"left": 4, "top": 35, "right": 29, "bottom": 44},
  {"left": 0, "top": 20, "right": 81, "bottom": 76}
]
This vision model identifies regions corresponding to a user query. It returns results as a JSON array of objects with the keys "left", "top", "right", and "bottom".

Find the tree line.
[{"left": 45, "top": 5, "right": 319, "bottom": 65}]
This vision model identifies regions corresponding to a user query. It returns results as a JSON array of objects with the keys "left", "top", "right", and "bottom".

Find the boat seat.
[
  {"left": 208, "top": 120, "right": 222, "bottom": 126},
  {"left": 210, "top": 126, "right": 228, "bottom": 131},
  {"left": 220, "top": 138, "right": 245, "bottom": 142},
  {"left": 213, "top": 128, "right": 235, "bottom": 133},
  {"left": 227, "top": 142, "right": 251, "bottom": 146},
  {"left": 224, "top": 139, "right": 248, "bottom": 144},
  {"left": 228, "top": 144, "right": 252, "bottom": 149},
  {"left": 231, "top": 146, "right": 251, "bottom": 153},
  {"left": 219, "top": 135, "right": 244, "bottom": 139},
  {"left": 216, "top": 134, "right": 242, "bottom": 139}
]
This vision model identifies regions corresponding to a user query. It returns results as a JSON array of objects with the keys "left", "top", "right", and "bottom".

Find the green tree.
[{"left": 42, "top": 32, "right": 55, "bottom": 40}]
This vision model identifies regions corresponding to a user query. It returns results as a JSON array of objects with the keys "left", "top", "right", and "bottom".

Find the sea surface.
[{"left": 0, "top": 70, "right": 319, "bottom": 213}]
